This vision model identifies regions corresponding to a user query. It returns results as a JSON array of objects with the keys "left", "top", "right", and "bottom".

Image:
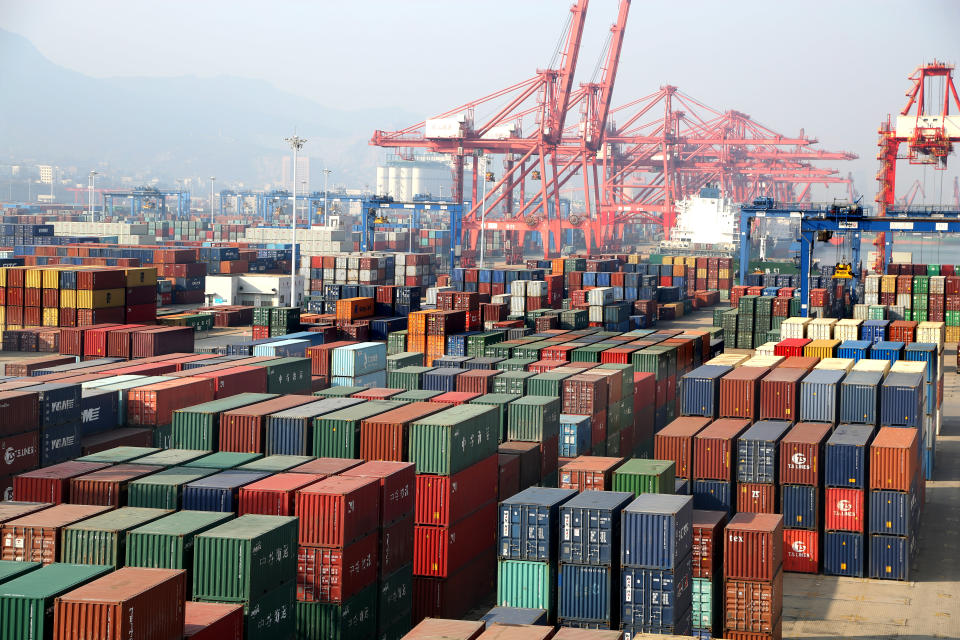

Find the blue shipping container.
[
  {"left": 422, "top": 368, "right": 462, "bottom": 392},
  {"left": 870, "top": 341, "right": 904, "bottom": 363},
  {"left": 880, "top": 372, "right": 924, "bottom": 428},
  {"left": 868, "top": 534, "right": 914, "bottom": 581},
  {"left": 674, "top": 479, "right": 689, "bottom": 496},
  {"left": 824, "top": 424, "right": 874, "bottom": 488},
  {"left": 869, "top": 487, "right": 920, "bottom": 536},
  {"left": 264, "top": 397, "right": 364, "bottom": 455},
  {"left": 621, "top": 494, "right": 693, "bottom": 569},
  {"left": 40, "top": 422, "right": 82, "bottom": 466},
  {"left": 621, "top": 554, "right": 692, "bottom": 628},
  {"left": 839, "top": 370, "right": 883, "bottom": 425},
  {"left": 80, "top": 388, "right": 119, "bottom": 435},
  {"left": 559, "top": 414, "right": 592, "bottom": 457},
  {"left": 799, "top": 369, "right": 844, "bottom": 423},
  {"left": 861, "top": 319, "right": 890, "bottom": 344},
  {"left": 559, "top": 491, "right": 634, "bottom": 565},
  {"left": 824, "top": 531, "right": 863, "bottom": 577},
  {"left": 780, "top": 484, "right": 818, "bottom": 530},
  {"left": 26, "top": 382, "right": 82, "bottom": 428},
  {"left": 679, "top": 365, "right": 732, "bottom": 418},
  {"left": 691, "top": 480, "right": 732, "bottom": 514},
  {"left": 558, "top": 563, "right": 615, "bottom": 623},
  {"left": 181, "top": 470, "right": 270, "bottom": 512},
  {"left": 903, "top": 343, "right": 938, "bottom": 382},
  {"left": 737, "top": 420, "right": 793, "bottom": 484},
  {"left": 836, "top": 340, "right": 871, "bottom": 362},
  {"left": 499, "top": 487, "right": 578, "bottom": 561}
]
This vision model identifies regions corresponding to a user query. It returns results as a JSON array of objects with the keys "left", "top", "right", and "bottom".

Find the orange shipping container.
[
  {"left": 126, "top": 377, "right": 216, "bottom": 427},
  {"left": 335, "top": 297, "right": 374, "bottom": 322}
]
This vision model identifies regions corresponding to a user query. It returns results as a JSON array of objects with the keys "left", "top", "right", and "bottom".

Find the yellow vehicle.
[{"left": 834, "top": 262, "right": 854, "bottom": 279}]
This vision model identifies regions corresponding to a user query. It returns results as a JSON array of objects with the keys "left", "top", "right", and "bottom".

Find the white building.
[
  {"left": 282, "top": 156, "right": 311, "bottom": 194},
  {"left": 206, "top": 274, "right": 303, "bottom": 307},
  {"left": 376, "top": 159, "right": 453, "bottom": 200},
  {"left": 37, "top": 165, "right": 53, "bottom": 184}
]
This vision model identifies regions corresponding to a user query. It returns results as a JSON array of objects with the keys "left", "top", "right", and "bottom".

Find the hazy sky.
[{"left": 3, "top": 0, "right": 960, "bottom": 202}]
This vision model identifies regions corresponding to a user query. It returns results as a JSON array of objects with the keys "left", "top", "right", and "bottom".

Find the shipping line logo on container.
[
  {"left": 789, "top": 452, "right": 810, "bottom": 470},
  {"left": 49, "top": 399, "right": 76, "bottom": 412},
  {"left": 5, "top": 444, "right": 36, "bottom": 465},
  {"left": 789, "top": 539, "right": 812, "bottom": 559},
  {"left": 835, "top": 499, "right": 855, "bottom": 515}
]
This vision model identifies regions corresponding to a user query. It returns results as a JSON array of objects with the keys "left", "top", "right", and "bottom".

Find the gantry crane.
[{"left": 875, "top": 60, "right": 960, "bottom": 271}]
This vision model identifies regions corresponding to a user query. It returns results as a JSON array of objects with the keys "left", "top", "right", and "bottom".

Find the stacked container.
[
  {"left": 780, "top": 422, "right": 831, "bottom": 573},
  {"left": 692, "top": 418, "right": 750, "bottom": 514},
  {"left": 691, "top": 509, "right": 726, "bottom": 639},
  {"left": 620, "top": 494, "right": 694, "bottom": 636},
  {"left": 737, "top": 420, "right": 792, "bottom": 515},
  {"left": 723, "top": 513, "right": 784, "bottom": 640},
  {"left": 823, "top": 424, "right": 874, "bottom": 577},
  {"left": 868, "top": 427, "right": 921, "bottom": 580}
]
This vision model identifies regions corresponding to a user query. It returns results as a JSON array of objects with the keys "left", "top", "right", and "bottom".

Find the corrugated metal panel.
[
  {"left": 507, "top": 396, "right": 561, "bottom": 442},
  {"left": 236, "top": 454, "right": 315, "bottom": 473},
  {"left": 691, "top": 480, "right": 732, "bottom": 514},
  {"left": 737, "top": 482, "right": 777, "bottom": 514},
  {"left": 496, "top": 559, "right": 555, "bottom": 614},
  {"left": 296, "top": 476, "right": 380, "bottom": 547},
  {"left": 621, "top": 494, "right": 693, "bottom": 569},
  {"left": 359, "top": 402, "right": 446, "bottom": 462},
  {"left": 296, "top": 532, "right": 378, "bottom": 602},
  {"left": 293, "top": 583, "right": 376, "bottom": 640},
  {"left": 415, "top": 455, "right": 497, "bottom": 526},
  {"left": 621, "top": 555, "right": 692, "bottom": 628},
  {"left": 125, "top": 510, "right": 233, "bottom": 572},
  {"left": 839, "top": 371, "right": 882, "bottom": 425},
  {"left": 692, "top": 418, "right": 751, "bottom": 482},
  {"left": 758, "top": 367, "right": 805, "bottom": 421},
  {"left": 679, "top": 365, "right": 730, "bottom": 417},
  {"left": 723, "top": 513, "right": 783, "bottom": 581},
  {"left": 0, "top": 560, "right": 40, "bottom": 585},
  {"left": 171, "top": 393, "right": 277, "bottom": 451},
  {"left": 718, "top": 366, "right": 766, "bottom": 420},
  {"left": 134, "top": 448, "right": 210, "bottom": 467},
  {"left": 181, "top": 470, "right": 270, "bottom": 512},
  {"left": 413, "top": 501, "right": 496, "bottom": 578},
  {"left": 880, "top": 372, "right": 924, "bottom": 428},
  {"left": 655, "top": 417, "right": 712, "bottom": 480},
  {"left": 868, "top": 534, "right": 913, "bottom": 580},
  {"left": 498, "top": 487, "right": 578, "bottom": 561},
  {"left": 408, "top": 404, "right": 499, "bottom": 475},
  {"left": 783, "top": 528, "right": 819, "bottom": 574},
  {"left": 869, "top": 426, "right": 920, "bottom": 491},
  {"left": 779, "top": 422, "right": 831, "bottom": 486},
  {"left": 691, "top": 510, "right": 726, "bottom": 580},
  {"left": 691, "top": 577, "right": 714, "bottom": 629},
  {"left": 612, "top": 459, "right": 675, "bottom": 496},
  {"left": 60, "top": 507, "right": 170, "bottom": 568},
  {"left": 799, "top": 369, "right": 844, "bottom": 423},
  {"left": 184, "top": 451, "right": 263, "bottom": 470},
  {"left": 331, "top": 343, "right": 387, "bottom": 378},
  {"left": 736, "top": 420, "right": 792, "bottom": 484},
  {"left": 265, "top": 397, "right": 365, "bottom": 456},
  {"left": 559, "top": 491, "right": 633, "bottom": 565},
  {"left": 824, "top": 487, "right": 865, "bottom": 532},
  {"left": 869, "top": 486, "right": 920, "bottom": 536},
  {"left": 823, "top": 530, "right": 863, "bottom": 577},
  {"left": 825, "top": 424, "right": 874, "bottom": 488},
  {"left": 723, "top": 569, "right": 782, "bottom": 633},
  {"left": 192, "top": 514, "right": 298, "bottom": 602},
  {"left": 128, "top": 465, "right": 219, "bottom": 510},
  {"left": 557, "top": 563, "right": 615, "bottom": 623},
  {"left": 780, "top": 484, "right": 818, "bottom": 529}
]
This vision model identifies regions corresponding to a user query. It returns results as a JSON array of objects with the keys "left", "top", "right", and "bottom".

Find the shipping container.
[
  {"left": 825, "top": 424, "right": 874, "bottom": 488},
  {"left": 870, "top": 426, "right": 920, "bottom": 491},
  {"left": 869, "top": 486, "right": 920, "bottom": 536},
  {"left": 723, "top": 513, "right": 783, "bottom": 581},
  {"left": 621, "top": 493, "right": 693, "bottom": 569},
  {"left": 296, "top": 475, "right": 380, "bottom": 547},
  {"left": 779, "top": 422, "right": 831, "bottom": 486},
  {"left": 297, "top": 531, "right": 378, "bottom": 602},
  {"left": 236, "top": 454, "right": 315, "bottom": 473},
  {"left": 402, "top": 618, "right": 484, "bottom": 640},
  {"left": 723, "top": 569, "right": 783, "bottom": 633},
  {"left": 125, "top": 510, "right": 234, "bottom": 576},
  {"left": 719, "top": 366, "right": 767, "bottom": 420},
  {"left": 613, "top": 459, "right": 676, "bottom": 496},
  {"left": 507, "top": 395, "right": 561, "bottom": 442},
  {"left": 880, "top": 372, "right": 925, "bottom": 428},
  {"left": 341, "top": 460, "right": 416, "bottom": 526},
  {"left": 265, "top": 397, "right": 365, "bottom": 456},
  {"left": 559, "top": 490, "right": 633, "bottom": 565},
  {"left": 559, "top": 456, "right": 625, "bottom": 492},
  {"left": 758, "top": 367, "right": 805, "bottom": 421},
  {"left": 825, "top": 487, "right": 865, "bottom": 532},
  {"left": 839, "top": 371, "right": 883, "bottom": 425},
  {"left": 693, "top": 418, "right": 751, "bottom": 482},
  {"left": 498, "top": 487, "right": 578, "bottom": 561},
  {"left": 13, "top": 461, "right": 110, "bottom": 504},
  {"left": 736, "top": 420, "right": 792, "bottom": 484},
  {"left": 799, "top": 369, "right": 845, "bottom": 423},
  {"left": 783, "top": 527, "right": 819, "bottom": 573},
  {"left": 621, "top": 555, "right": 693, "bottom": 629},
  {"left": 184, "top": 451, "right": 263, "bottom": 470},
  {"left": 679, "top": 365, "right": 731, "bottom": 417},
  {"left": 481, "top": 606, "right": 549, "bottom": 626},
  {"left": 409, "top": 404, "right": 499, "bottom": 475},
  {"left": 360, "top": 401, "right": 446, "bottom": 462},
  {"left": 60, "top": 506, "right": 171, "bottom": 568},
  {"left": 238, "top": 472, "right": 325, "bottom": 516},
  {"left": 171, "top": 393, "right": 278, "bottom": 451},
  {"left": 557, "top": 563, "right": 616, "bottom": 624},
  {"left": 823, "top": 530, "right": 863, "bottom": 577},
  {"left": 691, "top": 509, "right": 726, "bottom": 580},
  {"left": 415, "top": 455, "right": 497, "bottom": 526},
  {"left": 181, "top": 470, "right": 270, "bottom": 512},
  {"left": 183, "top": 601, "right": 244, "bottom": 640},
  {"left": 869, "top": 534, "right": 914, "bottom": 581},
  {"left": 655, "top": 417, "right": 712, "bottom": 479},
  {"left": 692, "top": 479, "right": 733, "bottom": 514},
  {"left": 219, "top": 394, "right": 318, "bottom": 453},
  {"left": 413, "top": 500, "right": 497, "bottom": 577},
  {"left": 127, "top": 466, "right": 218, "bottom": 510},
  {"left": 69, "top": 463, "right": 163, "bottom": 507},
  {"left": 0, "top": 503, "right": 113, "bottom": 563},
  {"left": 781, "top": 484, "right": 818, "bottom": 530}
]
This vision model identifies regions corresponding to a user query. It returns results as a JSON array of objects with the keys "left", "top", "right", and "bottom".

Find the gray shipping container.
[
  {"left": 559, "top": 491, "right": 633, "bottom": 565},
  {"left": 800, "top": 369, "right": 845, "bottom": 423},
  {"left": 264, "top": 397, "right": 365, "bottom": 456},
  {"left": 839, "top": 370, "right": 883, "bottom": 425},
  {"left": 737, "top": 420, "right": 793, "bottom": 484}
]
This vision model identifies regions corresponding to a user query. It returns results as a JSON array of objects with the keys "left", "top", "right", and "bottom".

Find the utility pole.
[
  {"left": 479, "top": 155, "right": 489, "bottom": 267},
  {"left": 284, "top": 134, "right": 307, "bottom": 307},
  {"left": 88, "top": 170, "right": 98, "bottom": 222},
  {"left": 322, "top": 168, "right": 332, "bottom": 226}
]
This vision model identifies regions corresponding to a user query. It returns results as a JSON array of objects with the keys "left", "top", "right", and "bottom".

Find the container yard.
[{"left": 2, "top": 1, "right": 959, "bottom": 640}]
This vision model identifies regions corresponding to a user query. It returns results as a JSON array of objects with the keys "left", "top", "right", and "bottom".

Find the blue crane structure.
[
  {"left": 740, "top": 198, "right": 960, "bottom": 317},
  {"left": 103, "top": 187, "right": 191, "bottom": 219},
  {"left": 360, "top": 197, "right": 465, "bottom": 268}
]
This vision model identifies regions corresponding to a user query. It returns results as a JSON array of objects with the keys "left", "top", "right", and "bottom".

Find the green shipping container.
[
  {"left": 0, "top": 561, "right": 39, "bottom": 585},
  {"left": 559, "top": 309, "right": 587, "bottom": 330},
  {"left": 237, "top": 455, "right": 315, "bottom": 472},
  {"left": 409, "top": 404, "right": 499, "bottom": 475},
  {"left": 185, "top": 451, "right": 264, "bottom": 470},
  {"left": 492, "top": 371, "right": 534, "bottom": 395},
  {"left": 612, "top": 459, "right": 676, "bottom": 496},
  {"left": 387, "top": 366, "right": 434, "bottom": 390},
  {"left": 75, "top": 446, "right": 159, "bottom": 464},
  {"left": 314, "top": 386, "right": 364, "bottom": 398},
  {"left": 377, "top": 565, "right": 412, "bottom": 632},
  {"left": 466, "top": 331, "right": 505, "bottom": 358},
  {"left": 295, "top": 582, "right": 376, "bottom": 640},
  {"left": 496, "top": 357, "right": 537, "bottom": 372},
  {"left": 172, "top": 393, "right": 278, "bottom": 450},
  {"left": 507, "top": 396, "right": 560, "bottom": 442},
  {"left": 596, "top": 363, "right": 635, "bottom": 400},
  {"left": 256, "top": 358, "right": 312, "bottom": 394},
  {"left": 387, "top": 330, "right": 408, "bottom": 355},
  {"left": 468, "top": 393, "right": 520, "bottom": 442},
  {"left": 128, "top": 466, "right": 219, "bottom": 509},
  {"left": 126, "top": 510, "right": 233, "bottom": 574},
  {"left": 312, "top": 401, "right": 401, "bottom": 458},
  {"left": 134, "top": 448, "right": 211, "bottom": 467},
  {"left": 386, "top": 352, "right": 424, "bottom": 371},
  {"left": 60, "top": 507, "right": 171, "bottom": 568},
  {"left": 632, "top": 346, "right": 671, "bottom": 380},
  {"left": 226, "top": 582, "right": 298, "bottom": 640},
  {"left": 527, "top": 371, "right": 574, "bottom": 397},
  {"left": 192, "top": 514, "right": 298, "bottom": 602},
  {"left": 496, "top": 559, "right": 555, "bottom": 618},
  {"left": 692, "top": 577, "right": 715, "bottom": 629},
  {"left": 0, "top": 563, "right": 112, "bottom": 640},
  {"left": 391, "top": 389, "right": 443, "bottom": 403}
]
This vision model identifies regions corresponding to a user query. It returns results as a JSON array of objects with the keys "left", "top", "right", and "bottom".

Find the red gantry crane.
[{"left": 875, "top": 60, "right": 960, "bottom": 271}]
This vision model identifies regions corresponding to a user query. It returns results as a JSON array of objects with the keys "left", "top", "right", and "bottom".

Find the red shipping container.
[
  {"left": 498, "top": 453, "right": 521, "bottom": 501},
  {"left": 0, "top": 431, "right": 39, "bottom": 476},
  {"left": 238, "top": 472, "right": 325, "bottom": 516},
  {"left": 824, "top": 487, "right": 864, "bottom": 532},
  {"left": 414, "top": 455, "right": 497, "bottom": 526},
  {"left": 351, "top": 387, "right": 403, "bottom": 401},
  {"left": 737, "top": 482, "right": 777, "bottom": 514},
  {"left": 0, "top": 503, "right": 113, "bottom": 563},
  {"left": 84, "top": 323, "right": 139, "bottom": 359},
  {"left": 773, "top": 338, "right": 811, "bottom": 358},
  {"left": 558, "top": 456, "right": 624, "bottom": 491},
  {"left": 692, "top": 509, "right": 727, "bottom": 579},
  {"left": 189, "top": 365, "right": 268, "bottom": 399},
  {"left": 455, "top": 369, "right": 501, "bottom": 394},
  {"left": 693, "top": 418, "right": 751, "bottom": 482},
  {"left": 779, "top": 422, "right": 831, "bottom": 486},
  {"left": 359, "top": 402, "right": 446, "bottom": 462},
  {"left": 723, "top": 569, "right": 783, "bottom": 634},
  {"left": 80, "top": 428, "right": 154, "bottom": 455},
  {"left": 541, "top": 434, "right": 559, "bottom": 479},
  {"left": 13, "top": 461, "right": 111, "bottom": 504},
  {"left": 724, "top": 513, "right": 784, "bottom": 581},
  {"left": 498, "top": 441, "right": 541, "bottom": 490},
  {"left": 777, "top": 356, "right": 819, "bottom": 371},
  {"left": 183, "top": 601, "right": 244, "bottom": 640},
  {"left": 758, "top": 368, "right": 805, "bottom": 421},
  {"left": 105, "top": 325, "right": 146, "bottom": 358},
  {"left": 127, "top": 377, "right": 216, "bottom": 428},
  {"left": 288, "top": 457, "right": 364, "bottom": 476},
  {"left": 413, "top": 500, "right": 497, "bottom": 578},
  {"left": 655, "top": 416, "right": 712, "bottom": 479},
  {"left": 296, "top": 475, "right": 380, "bottom": 547},
  {"left": 52, "top": 567, "right": 186, "bottom": 640},
  {"left": 718, "top": 367, "right": 767, "bottom": 420},
  {"left": 0, "top": 390, "right": 40, "bottom": 436},
  {"left": 342, "top": 460, "right": 416, "bottom": 526},
  {"left": 869, "top": 426, "right": 920, "bottom": 491},
  {"left": 69, "top": 464, "right": 163, "bottom": 507},
  {"left": 561, "top": 375, "right": 608, "bottom": 415},
  {"left": 783, "top": 528, "right": 819, "bottom": 574},
  {"left": 381, "top": 512, "right": 414, "bottom": 577},
  {"left": 429, "top": 391, "right": 479, "bottom": 405},
  {"left": 24, "top": 287, "right": 41, "bottom": 307},
  {"left": 297, "top": 532, "right": 378, "bottom": 602},
  {"left": 411, "top": 549, "right": 496, "bottom": 625}
]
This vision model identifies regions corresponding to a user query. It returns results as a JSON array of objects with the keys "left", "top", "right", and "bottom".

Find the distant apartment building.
[
  {"left": 37, "top": 165, "right": 53, "bottom": 184},
  {"left": 281, "top": 156, "right": 310, "bottom": 194}
]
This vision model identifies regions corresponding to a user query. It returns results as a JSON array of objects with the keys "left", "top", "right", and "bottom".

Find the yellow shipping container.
[
  {"left": 0, "top": 306, "right": 4, "bottom": 326},
  {"left": 125, "top": 267, "right": 159, "bottom": 287},
  {"left": 628, "top": 255, "right": 640, "bottom": 264},
  {"left": 551, "top": 259, "right": 565, "bottom": 275},
  {"left": 881, "top": 275, "right": 897, "bottom": 293},
  {"left": 719, "top": 268, "right": 729, "bottom": 279},
  {"left": 0, "top": 267, "right": 6, "bottom": 287},
  {"left": 77, "top": 288, "right": 125, "bottom": 309},
  {"left": 804, "top": 339, "right": 840, "bottom": 359},
  {"left": 61, "top": 289, "right": 77, "bottom": 309},
  {"left": 662, "top": 256, "right": 674, "bottom": 265},
  {"left": 672, "top": 264, "right": 685, "bottom": 277},
  {"left": 684, "top": 257, "right": 697, "bottom": 267},
  {"left": 42, "top": 308, "right": 59, "bottom": 327},
  {"left": 25, "top": 268, "right": 46, "bottom": 289},
  {"left": 42, "top": 267, "right": 63, "bottom": 289},
  {"left": 6, "top": 324, "right": 21, "bottom": 330},
  {"left": 945, "top": 325, "right": 960, "bottom": 344},
  {"left": 696, "top": 268, "right": 707, "bottom": 279}
]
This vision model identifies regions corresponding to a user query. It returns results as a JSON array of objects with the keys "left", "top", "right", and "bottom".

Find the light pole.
[
  {"left": 88, "top": 170, "right": 98, "bottom": 222},
  {"left": 479, "top": 155, "right": 489, "bottom": 267},
  {"left": 284, "top": 134, "right": 306, "bottom": 307},
  {"left": 322, "top": 168, "right": 332, "bottom": 226},
  {"left": 209, "top": 177, "right": 216, "bottom": 227},
  {"left": 301, "top": 180, "right": 307, "bottom": 227}
]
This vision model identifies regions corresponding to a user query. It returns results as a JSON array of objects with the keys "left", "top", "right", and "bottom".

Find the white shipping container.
[
  {"left": 834, "top": 319, "right": 862, "bottom": 341},
  {"left": 864, "top": 275, "right": 881, "bottom": 294},
  {"left": 587, "top": 287, "right": 614, "bottom": 306},
  {"left": 588, "top": 305, "right": 604, "bottom": 323},
  {"left": 779, "top": 317, "right": 810, "bottom": 339},
  {"left": 511, "top": 280, "right": 528, "bottom": 297},
  {"left": 806, "top": 318, "right": 837, "bottom": 340},
  {"left": 426, "top": 286, "right": 453, "bottom": 305},
  {"left": 888, "top": 306, "right": 905, "bottom": 321},
  {"left": 510, "top": 297, "right": 526, "bottom": 314},
  {"left": 492, "top": 294, "right": 511, "bottom": 305},
  {"left": 863, "top": 293, "right": 879, "bottom": 306},
  {"left": 526, "top": 281, "right": 546, "bottom": 297},
  {"left": 853, "top": 304, "right": 870, "bottom": 320},
  {"left": 931, "top": 276, "right": 945, "bottom": 294},
  {"left": 896, "top": 293, "right": 912, "bottom": 309},
  {"left": 917, "top": 321, "right": 945, "bottom": 349}
]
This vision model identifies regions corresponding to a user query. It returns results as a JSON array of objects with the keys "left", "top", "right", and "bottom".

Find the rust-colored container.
[
  {"left": 719, "top": 366, "right": 768, "bottom": 419},
  {"left": 382, "top": 512, "right": 414, "bottom": 576},
  {"left": 0, "top": 500, "right": 51, "bottom": 523},
  {"left": 342, "top": 460, "right": 416, "bottom": 526},
  {"left": 724, "top": 512, "right": 784, "bottom": 581},
  {"left": 14, "top": 461, "right": 111, "bottom": 504},
  {"left": 80, "top": 427, "right": 153, "bottom": 455},
  {"left": 737, "top": 482, "right": 777, "bottom": 514},
  {"left": 69, "top": 464, "right": 162, "bottom": 507},
  {"left": 288, "top": 457, "right": 364, "bottom": 476},
  {"left": 3, "top": 355, "right": 75, "bottom": 377},
  {"left": 869, "top": 426, "right": 920, "bottom": 491},
  {"left": 238, "top": 472, "right": 325, "bottom": 516},
  {"left": 131, "top": 326, "right": 194, "bottom": 358},
  {"left": 106, "top": 325, "right": 146, "bottom": 358},
  {"left": 183, "top": 601, "right": 244, "bottom": 640},
  {"left": 53, "top": 567, "right": 186, "bottom": 640},
  {"left": 692, "top": 509, "right": 727, "bottom": 579},
  {"left": 296, "top": 532, "right": 378, "bottom": 602},
  {"left": 359, "top": 401, "right": 446, "bottom": 462},
  {"left": 655, "top": 416, "right": 712, "bottom": 479},
  {"left": 430, "top": 391, "right": 480, "bottom": 405},
  {"left": 414, "top": 455, "right": 497, "bottom": 526},
  {"left": 824, "top": 487, "right": 864, "bottom": 532},
  {"left": 724, "top": 569, "right": 784, "bottom": 633},
  {"left": 498, "top": 453, "right": 521, "bottom": 501},
  {"left": 413, "top": 500, "right": 496, "bottom": 578},
  {"left": 219, "top": 394, "right": 317, "bottom": 452},
  {"left": 0, "top": 503, "right": 112, "bottom": 563},
  {"left": 296, "top": 475, "right": 380, "bottom": 546},
  {"left": 188, "top": 365, "right": 268, "bottom": 399},
  {"left": 403, "top": 619, "right": 485, "bottom": 640},
  {"left": 127, "top": 377, "right": 216, "bottom": 427},
  {"left": 724, "top": 620, "right": 783, "bottom": 640},
  {"left": 351, "top": 387, "right": 403, "bottom": 401},
  {"left": 759, "top": 367, "right": 806, "bottom": 421},
  {"left": 779, "top": 422, "right": 831, "bottom": 486},
  {"left": 693, "top": 417, "right": 751, "bottom": 481},
  {"left": 561, "top": 374, "right": 608, "bottom": 415},
  {"left": 306, "top": 341, "right": 358, "bottom": 376},
  {"left": 456, "top": 369, "right": 501, "bottom": 394},
  {"left": 777, "top": 356, "right": 819, "bottom": 371},
  {"left": 558, "top": 455, "right": 625, "bottom": 491},
  {"left": 0, "top": 389, "right": 39, "bottom": 436}
]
